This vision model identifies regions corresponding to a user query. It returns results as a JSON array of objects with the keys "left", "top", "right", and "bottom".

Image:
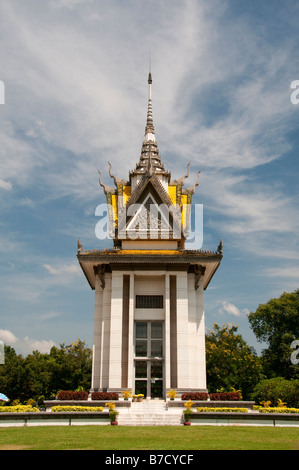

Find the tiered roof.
[{"left": 77, "top": 73, "right": 222, "bottom": 289}]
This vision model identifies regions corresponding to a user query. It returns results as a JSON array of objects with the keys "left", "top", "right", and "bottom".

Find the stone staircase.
[{"left": 117, "top": 399, "right": 183, "bottom": 426}]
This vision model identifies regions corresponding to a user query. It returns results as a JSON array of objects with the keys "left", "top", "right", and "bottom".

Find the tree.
[
  {"left": 248, "top": 290, "right": 299, "bottom": 379},
  {"left": 205, "top": 323, "right": 262, "bottom": 399},
  {"left": 0, "top": 346, "right": 26, "bottom": 402},
  {"left": 0, "top": 339, "right": 92, "bottom": 403},
  {"left": 49, "top": 339, "right": 92, "bottom": 394},
  {"left": 251, "top": 377, "right": 299, "bottom": 408}
]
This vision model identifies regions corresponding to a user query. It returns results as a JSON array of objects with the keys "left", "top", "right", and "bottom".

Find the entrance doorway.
[{"left": 134, "top": 321, "right": 164, "bottom": 398}]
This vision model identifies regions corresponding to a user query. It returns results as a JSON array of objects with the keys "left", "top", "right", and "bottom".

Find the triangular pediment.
[{"left": 118, "top": 177, "right": 182, "bottom": 240}]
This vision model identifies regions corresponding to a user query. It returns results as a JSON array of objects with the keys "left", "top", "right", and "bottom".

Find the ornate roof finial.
[
  {"left": 217, "top": 239, "right": 223, "bottom": 254},
  {"left": 145, "top": 71, "right": 155, "bottom": 141},
  {"left": 183, "top": 170, "right": 201, "bottom": 194},
  {"left": 108, "top": 161, "right": 128, "bottom": 186},
  {"left": 170, "top": 162, "right": 191, "bottom": 186},
  {"left": 98, "top": 170, "right": 115, "bottom": 195}
]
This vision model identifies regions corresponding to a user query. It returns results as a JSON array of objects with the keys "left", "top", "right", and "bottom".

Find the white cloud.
[
  {"left": 262, "top": 267, "right": 299, "bottom": 279},
  {"left": 0, "top": 0, "right": 298, "bottom": 356},
  {"left": 0, "top": 179, "right": 12, "bottom": 190},
  {"left": 22, "top": 336, "right": 56, "bottom": 354},
  {"left": 0, "top": 329, "right": 18, "bottom": 344},
  {"left": 49, "top": 0, "right": 91, "bottom": 8},
  {"left": 0, "top": 0, "right": 297, "bottom": 207},
  {"left": 219, "top": 301, "right": 250, "bottom": 317},
  {"left": 0, "top": 329, "right": 56, "bottom": 355},
  {"left": 204, "top": 172, "right": 299, "bottom": 235},
  {"left": 43, "top": 263, "right": 80, "bottom": 276}
]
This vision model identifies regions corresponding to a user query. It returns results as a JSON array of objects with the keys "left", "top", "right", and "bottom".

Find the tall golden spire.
[
  {"left": 144, "top": 72, "right": 155, "bottom": 141},
  {"left": 130, "top": 72, "right": 170, "bottom": 181}
]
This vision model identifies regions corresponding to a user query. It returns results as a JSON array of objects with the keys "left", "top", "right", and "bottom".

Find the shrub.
[
  {"left": 91, "top": 392, "right": 119, "bottom": 401},
  {"left": 52, "top": 406, "right": 103, "bottom": 412},
  {"left": 25, "top": 398, "right": 36, "bottom": 406},
  {"left": 251, "top": 378, "right": 299, "bottom": 408},
  {"left": 167, "top": 389, "right": 178, "bottom": 400},
  {"left": 0, "top": 405, "right": 39, "bottom": 413},
  {"left": 259, "top": 407, "right": 299, "bottom": 414},
  {"left": 56, "top": 390, "right": 88, "bottom": 400},
  {"left": 209, "top": 392, "right": 241, "bottom": 401},
  {"left": 181, "top": 392, "right": 209, "bottom": 401},
  {"left": 196, "top": 407, "right": 248, "bottom": 413}
]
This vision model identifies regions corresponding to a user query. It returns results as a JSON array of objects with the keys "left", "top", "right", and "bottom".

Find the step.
[
  {"left": 116, "top": 400, "right": 184, "bottom": 426},
  {"left": 117, "top": 417, "right": 183, "bottom": 426}
]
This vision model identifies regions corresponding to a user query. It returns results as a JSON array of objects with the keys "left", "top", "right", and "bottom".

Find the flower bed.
[
  {"left": 0, "top": 405, "right": 39, "bottom": 413},
  {"left": 56, "top": 391, "right": 88, "bottom": 400},
  {"left": 181, "top": 393, "right": 209, "bottom": 401},
  {"left": 196, "top": 407, "right": 248, "bottom": 413},
  {"left": 209, "top": 392, "right": 241, "bottom": 401},
  {"left": 52, "top": 405, "right": 104, "bottom": 412},
  {"left": 259, "top": 407, "right": 299, "bottom": 414},
  {"left": 91, "top": 392, "right": 119, "bottom": 400},
  {"left": 181, "top": 392, "right": 241, "bottom": 401}
]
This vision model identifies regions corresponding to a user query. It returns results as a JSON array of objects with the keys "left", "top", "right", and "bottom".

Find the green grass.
[{"left": 0, "top": 426, "right": 298, "bottom": 450}]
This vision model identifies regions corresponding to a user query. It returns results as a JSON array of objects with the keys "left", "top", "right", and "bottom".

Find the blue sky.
[{"left": 0, "top": 0, "right": 298, "bottom": 356}]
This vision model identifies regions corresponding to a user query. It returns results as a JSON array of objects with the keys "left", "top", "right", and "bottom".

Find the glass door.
[
  {"left": 150, "top": 360, "right": 163, "bottom": 398},
  {"left": 134, "top": 321, "right": 164, "bottom": 398}
]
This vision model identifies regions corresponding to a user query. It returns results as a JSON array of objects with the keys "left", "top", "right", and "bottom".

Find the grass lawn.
[{"left": 0, "top": 425, "right": 298, "bottom": 450}]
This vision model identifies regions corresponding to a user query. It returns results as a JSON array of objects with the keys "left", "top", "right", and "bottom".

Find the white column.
[
  {"left": 127, "top": 272, "right": 135, "bottom": 390},
  {"left": 176, "top": 271, "right": 189, "bottom": 389},
  {"left": 100, "top": 273, "right": 111, "bottom": 390},
  {"left": 187, "top": 273, "right": 198, "bottom": 389},
  {"left": 91, "top": 272, "right": 103, "bottom": 391},
  {"left": 108, "top": 271, "right": 124, "bottom": 390},
  {"left": 165, "top": 273, "right": 171, "bottom": 390},
  {"left": 196, "top": 277, "right": 206, "bottom": 390}
]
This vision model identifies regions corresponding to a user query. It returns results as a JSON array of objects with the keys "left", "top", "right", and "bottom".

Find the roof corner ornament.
[
  {"left": 194, "top": 265, "right": 206, "bottom": 290},
  {"left": 108, "top": 161, "right": 127, "bottom": 186},
  {"left": 170, "top": 162, "right": 190, "bottom": 186},
  {"left": 183, "top": 170, "right": 200, "bottom": 194},
  {"left": 94, "top": 265, "right": 105, "bottom": 289},
  {"left": 77, "top": 238, "right": 83, "bottom": 254},
  {"left": 217, "top": 239, "right": 223, "bottom": 254},
  {"left": 98, "top": 170, "right": 115, "bottom": 194}
]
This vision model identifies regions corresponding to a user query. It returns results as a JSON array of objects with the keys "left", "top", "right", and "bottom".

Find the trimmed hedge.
[
  {"left": 52, "top": 405, "right": 104, "bottom": 412},
  {"left": 181, "top": 392, "right": 241, "bottom": 401},
  {"left": 259, "top": 407, "right": 299, "bottom": 414},
  {"left": 56, "top": 391, "right": 88, "bottom": 400},
  {"left": 181, "top": 393, "right": 209, "bottom": 401},
  {"left": 196, "top": 407, "right": 248, "bottom": 413},
  {"left": 0, "top": 405, "right": 39, "bottom": 413},
  {"left": 91, "top": 392, "right": 119, "bottom": 401},
  {"left": 209, "top": 392, "right": 241, "bottom": 401}
]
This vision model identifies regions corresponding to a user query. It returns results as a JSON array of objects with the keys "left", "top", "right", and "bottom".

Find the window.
[
  {"left": 135, "top": 321, "right": 164, "bottom": 359},
  {"left": 151, "top": 322, "right": 163, "bottom": 338},
  {"left": 135, "top": 322, "right": 148, "bottom": 338},
  {"left": 136, "top": 295, "right": 163, "bottom": 309}
]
